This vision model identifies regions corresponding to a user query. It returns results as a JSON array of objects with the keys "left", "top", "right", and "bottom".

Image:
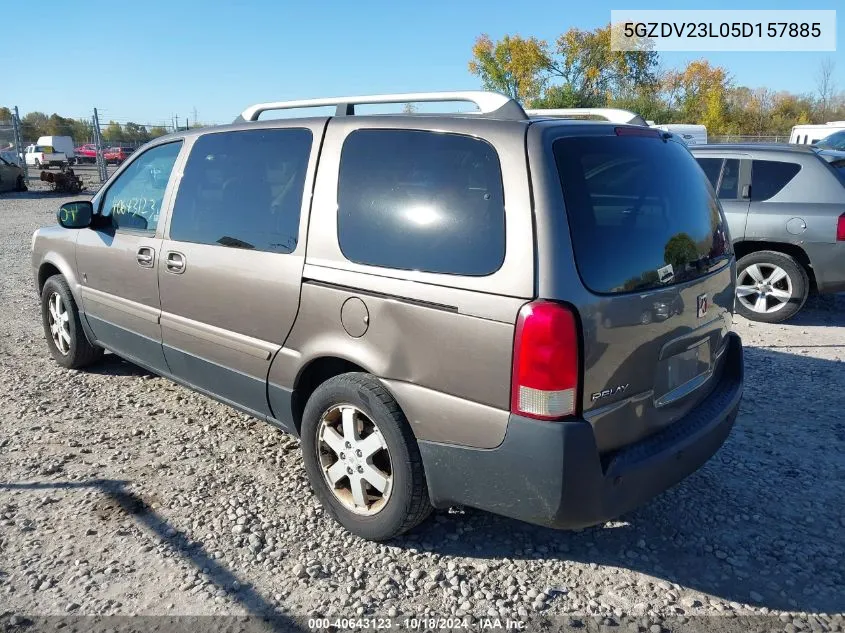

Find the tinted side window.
[
  {"left": 718, "top": 159, "right": 740, "bottom": 199},
  {"left": 337, "top": 129, "right": 505, "bottom": 276},
  {"left": 696, "top": 157, "right": 723, "bottom": 189},
  {"left": 170, "top": 129, "right": 312, "bottom": 253},
  {"left": 100, "top": 141, "right": 182, "bottom": 232},
  {"left": 751, "top": 160, "right": 801, "bottom": 201}
]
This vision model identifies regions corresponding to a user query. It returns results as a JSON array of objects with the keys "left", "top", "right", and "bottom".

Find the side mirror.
[{"left": 57, "top": 201, "right": 93, "bottom": 229}]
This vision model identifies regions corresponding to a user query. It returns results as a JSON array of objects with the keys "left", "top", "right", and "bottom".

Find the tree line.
[
  {"left": 0, "top": 107, "right": 173, "bottom": 145},
  {"left": 469, "top": 26, "right": 844, "bottom": 136},
  {"left": 5, "top": 33, "right": 842, "bottom": 142}
]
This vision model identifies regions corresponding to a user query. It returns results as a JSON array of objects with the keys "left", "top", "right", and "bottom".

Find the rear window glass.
[
  {"left": 337, "top": 129, "right": 505, "bottom": 276},
  {"left": 751, "top": 160, "right": 801, "bottom": 201},
  {"left": 554, "top": 136, "right": 731, "bottom": 294}
]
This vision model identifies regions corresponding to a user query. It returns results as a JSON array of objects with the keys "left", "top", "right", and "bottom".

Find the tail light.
[
  {"left": 511, "top": 301, "right": 580, "bottom": 420},
  {"left": 837, "top": 213, "right": 845, "bottom": 242}
]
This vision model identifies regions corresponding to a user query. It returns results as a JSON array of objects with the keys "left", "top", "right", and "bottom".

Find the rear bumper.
[
  {"left": 419, "top": 332, "right": 743, "bottom": 529},
  {"left": 805, "top": 242, "right": 845, "bottom": 294}
]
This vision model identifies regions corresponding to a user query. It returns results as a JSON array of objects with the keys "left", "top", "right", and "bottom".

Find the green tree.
[
  {"left": 149, "top": 126, "right": 169, "bottom": 139},
  {"left": 0, "top": 106, "right": 12, "bottom": 122},
  {"left": 102, "top": 120, "right": 123, "bottom": 143},
  {"left": 664, "top": 233, "right": 699, "bottom": 271},
  {"left": 548, "top": 25, "right": 658, "bottom": 105},
  {"left": 468, "top": 34, "right": 550, "bottom": 102},
  {"left": 21, "top": 112, "right": 48, "bottom": 141}
]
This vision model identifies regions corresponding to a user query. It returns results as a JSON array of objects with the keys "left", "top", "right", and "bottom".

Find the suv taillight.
[
  {"left": 511, "top": 301, "right": 579, "bottom": 420},
  {"left": 837, "top": 213, "right": 845, "bottom": 242}
]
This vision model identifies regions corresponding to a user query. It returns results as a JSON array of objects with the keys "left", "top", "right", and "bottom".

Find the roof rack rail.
[
  {"left": 236, "top": 91, "right": 528, "bottom": 123},
  {"left": 525, "top": 107, "right": 648, "bottom": 127}
]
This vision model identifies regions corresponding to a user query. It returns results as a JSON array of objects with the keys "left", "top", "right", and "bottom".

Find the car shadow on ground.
[
  {"left": 785, "top": 294, "right": 845, "bottom": 327},
  {"left": 85, "top": 353, "right": 155, "bottom": 378},
  {"left": 0, "top": 479, "right": 304, "bottom": 632},
  {"left": 403, "top": 346, "right": 845, "bottom": 615}
]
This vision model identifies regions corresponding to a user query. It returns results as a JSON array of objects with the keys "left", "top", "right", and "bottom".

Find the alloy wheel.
[
  {"left": 316, "top": 404, "right": 393, "bottom": 516},
  {"left": 47, "top": 292, "right": 71, "bottom": 355},
  {"left": 736, "top": 263, "right": 793, "bottom": 314}
]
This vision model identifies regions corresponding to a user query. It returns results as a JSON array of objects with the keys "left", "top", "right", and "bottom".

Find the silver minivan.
[{"left": 32, "top": 91, "right": 743, "bottom": 540}]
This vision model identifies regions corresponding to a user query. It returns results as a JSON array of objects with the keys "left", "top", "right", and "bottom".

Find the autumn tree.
[
  {"left": 547, "top": 25, "right": 658, "bottom": 105},
  {"left": 468, "top": 34, "right": 550, "bottom": 103},
  {"left": 661, "top": 60, "right": 731, "bottom": 133}
]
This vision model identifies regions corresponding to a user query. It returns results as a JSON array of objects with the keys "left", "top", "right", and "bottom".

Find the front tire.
[
  {"left": 735, "top": 251, "right": 809, "bottom": 323},
  {"left": 301, "top": 373, "right": 432, "bottom": 541},
  {"left": 40, "top": 275, "right": 103, "bottom": 369},
  {"left": 15, "top": 175, "right": 26, "bottom": 192}
]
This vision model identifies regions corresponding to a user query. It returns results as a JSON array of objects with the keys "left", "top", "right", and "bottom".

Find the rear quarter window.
[
  {"left": 337, "top": 129, "right": 506, "bottom": 276},
  {"left": 751, "top": 160, "right": 801, "bottom": 201}
]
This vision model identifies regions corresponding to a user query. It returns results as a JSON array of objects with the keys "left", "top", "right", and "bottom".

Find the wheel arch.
[
  {"left": 733, "top": 240, "right": 817, "bottom": 292},
  {"left": 290, "top": 355, "right": 371, "bottom": 434},
  {"left": 37, "top": 254, "right": 81, "bottom": 300}
]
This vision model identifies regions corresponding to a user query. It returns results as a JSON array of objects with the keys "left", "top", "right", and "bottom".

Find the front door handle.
[
  {"left": 137, "top": 246, "right": 155, "bottom": 268},
  {"left": 165, "top": 251, "right": 186, "bottom": 274}
]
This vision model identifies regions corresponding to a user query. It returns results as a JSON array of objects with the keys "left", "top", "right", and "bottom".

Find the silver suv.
[
  {"left": 32, "top": 92, "right": 743, "bottom": 541},
  {"left": 692, "top": 144, "right": 845, "bottom": 322}
]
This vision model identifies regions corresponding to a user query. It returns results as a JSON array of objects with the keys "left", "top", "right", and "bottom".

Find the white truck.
[
  {"left": 36, "top": 136, "right": 76, "bottom": 165},
  {"left": 24, "top": 144, "right": 68, "bottom": 169}
]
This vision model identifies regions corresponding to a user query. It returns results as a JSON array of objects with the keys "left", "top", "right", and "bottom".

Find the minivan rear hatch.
[{"left": 553, "top": 130, "right": 735, "bottom": 452}]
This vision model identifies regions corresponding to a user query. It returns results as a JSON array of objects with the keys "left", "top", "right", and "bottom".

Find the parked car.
[
  {"left": 104, "top": 146, "right": 134, "bottom": 164},
  {"left": 649, "top": 124, "right": 708, "bottom": 145},
  {"left": 37, "top": 136, "right": 76, "bottom": 165},
  {"left": 692, "top": 144, "right": 845, "bottom": 322},
  {"left": 814, "top": 130, "right": 845, "bottom": 151},
  {"left": 0, "top": 149, "right": 22, "bottom": 167},
  {"left": 75, "top": 144, "right": 98, "bottom": 164},
  {"left": 0, "top": 155, "right": 26, "bottom": 192},
  {"left": 31, "top": 91, "right": 743, "bottom": 541},
  {"left": 24, "top": 144, "right": 67, "bottom": 169}
]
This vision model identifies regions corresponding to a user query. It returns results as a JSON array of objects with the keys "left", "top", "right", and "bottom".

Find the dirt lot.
[{"left": 1, "top": 188, "right": 843, "bottom": 631}]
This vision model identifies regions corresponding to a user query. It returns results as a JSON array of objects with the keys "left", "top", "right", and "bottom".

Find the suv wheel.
[
  {"left": 735, "top": 251, "right": 809, "bottom": 323},
  {"left": 40, "top": 275, "right": 103, "bottom": 369},
  {"left": 301, "top": 373, "right": 432, "bottom": 541}
]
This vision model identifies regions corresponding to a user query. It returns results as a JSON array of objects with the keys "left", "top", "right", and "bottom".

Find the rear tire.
[
  {"left": 735, "top": 251, "right": 808, "bottom": 323},
  {"left": 15, "top": 175, "right": 26, "bottom": 192},
  {"left": 40, "top": 275, "right": 103, "bottom": 369},
  {"left": 301, "top": 373, "right": 432, "bottom": 541}
]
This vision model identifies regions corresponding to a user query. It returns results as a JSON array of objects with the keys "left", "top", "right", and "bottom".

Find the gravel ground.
[{"left": 1, "top": 189, "right": 844, "bottom": 631}]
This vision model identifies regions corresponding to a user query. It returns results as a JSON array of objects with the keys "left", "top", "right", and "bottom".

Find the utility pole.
[
  {"left": 12, "top": 106, "right": 28, "bottom": 187},
  {"left": 175, "top": 115, "right": 179, "bottom": 132}
]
